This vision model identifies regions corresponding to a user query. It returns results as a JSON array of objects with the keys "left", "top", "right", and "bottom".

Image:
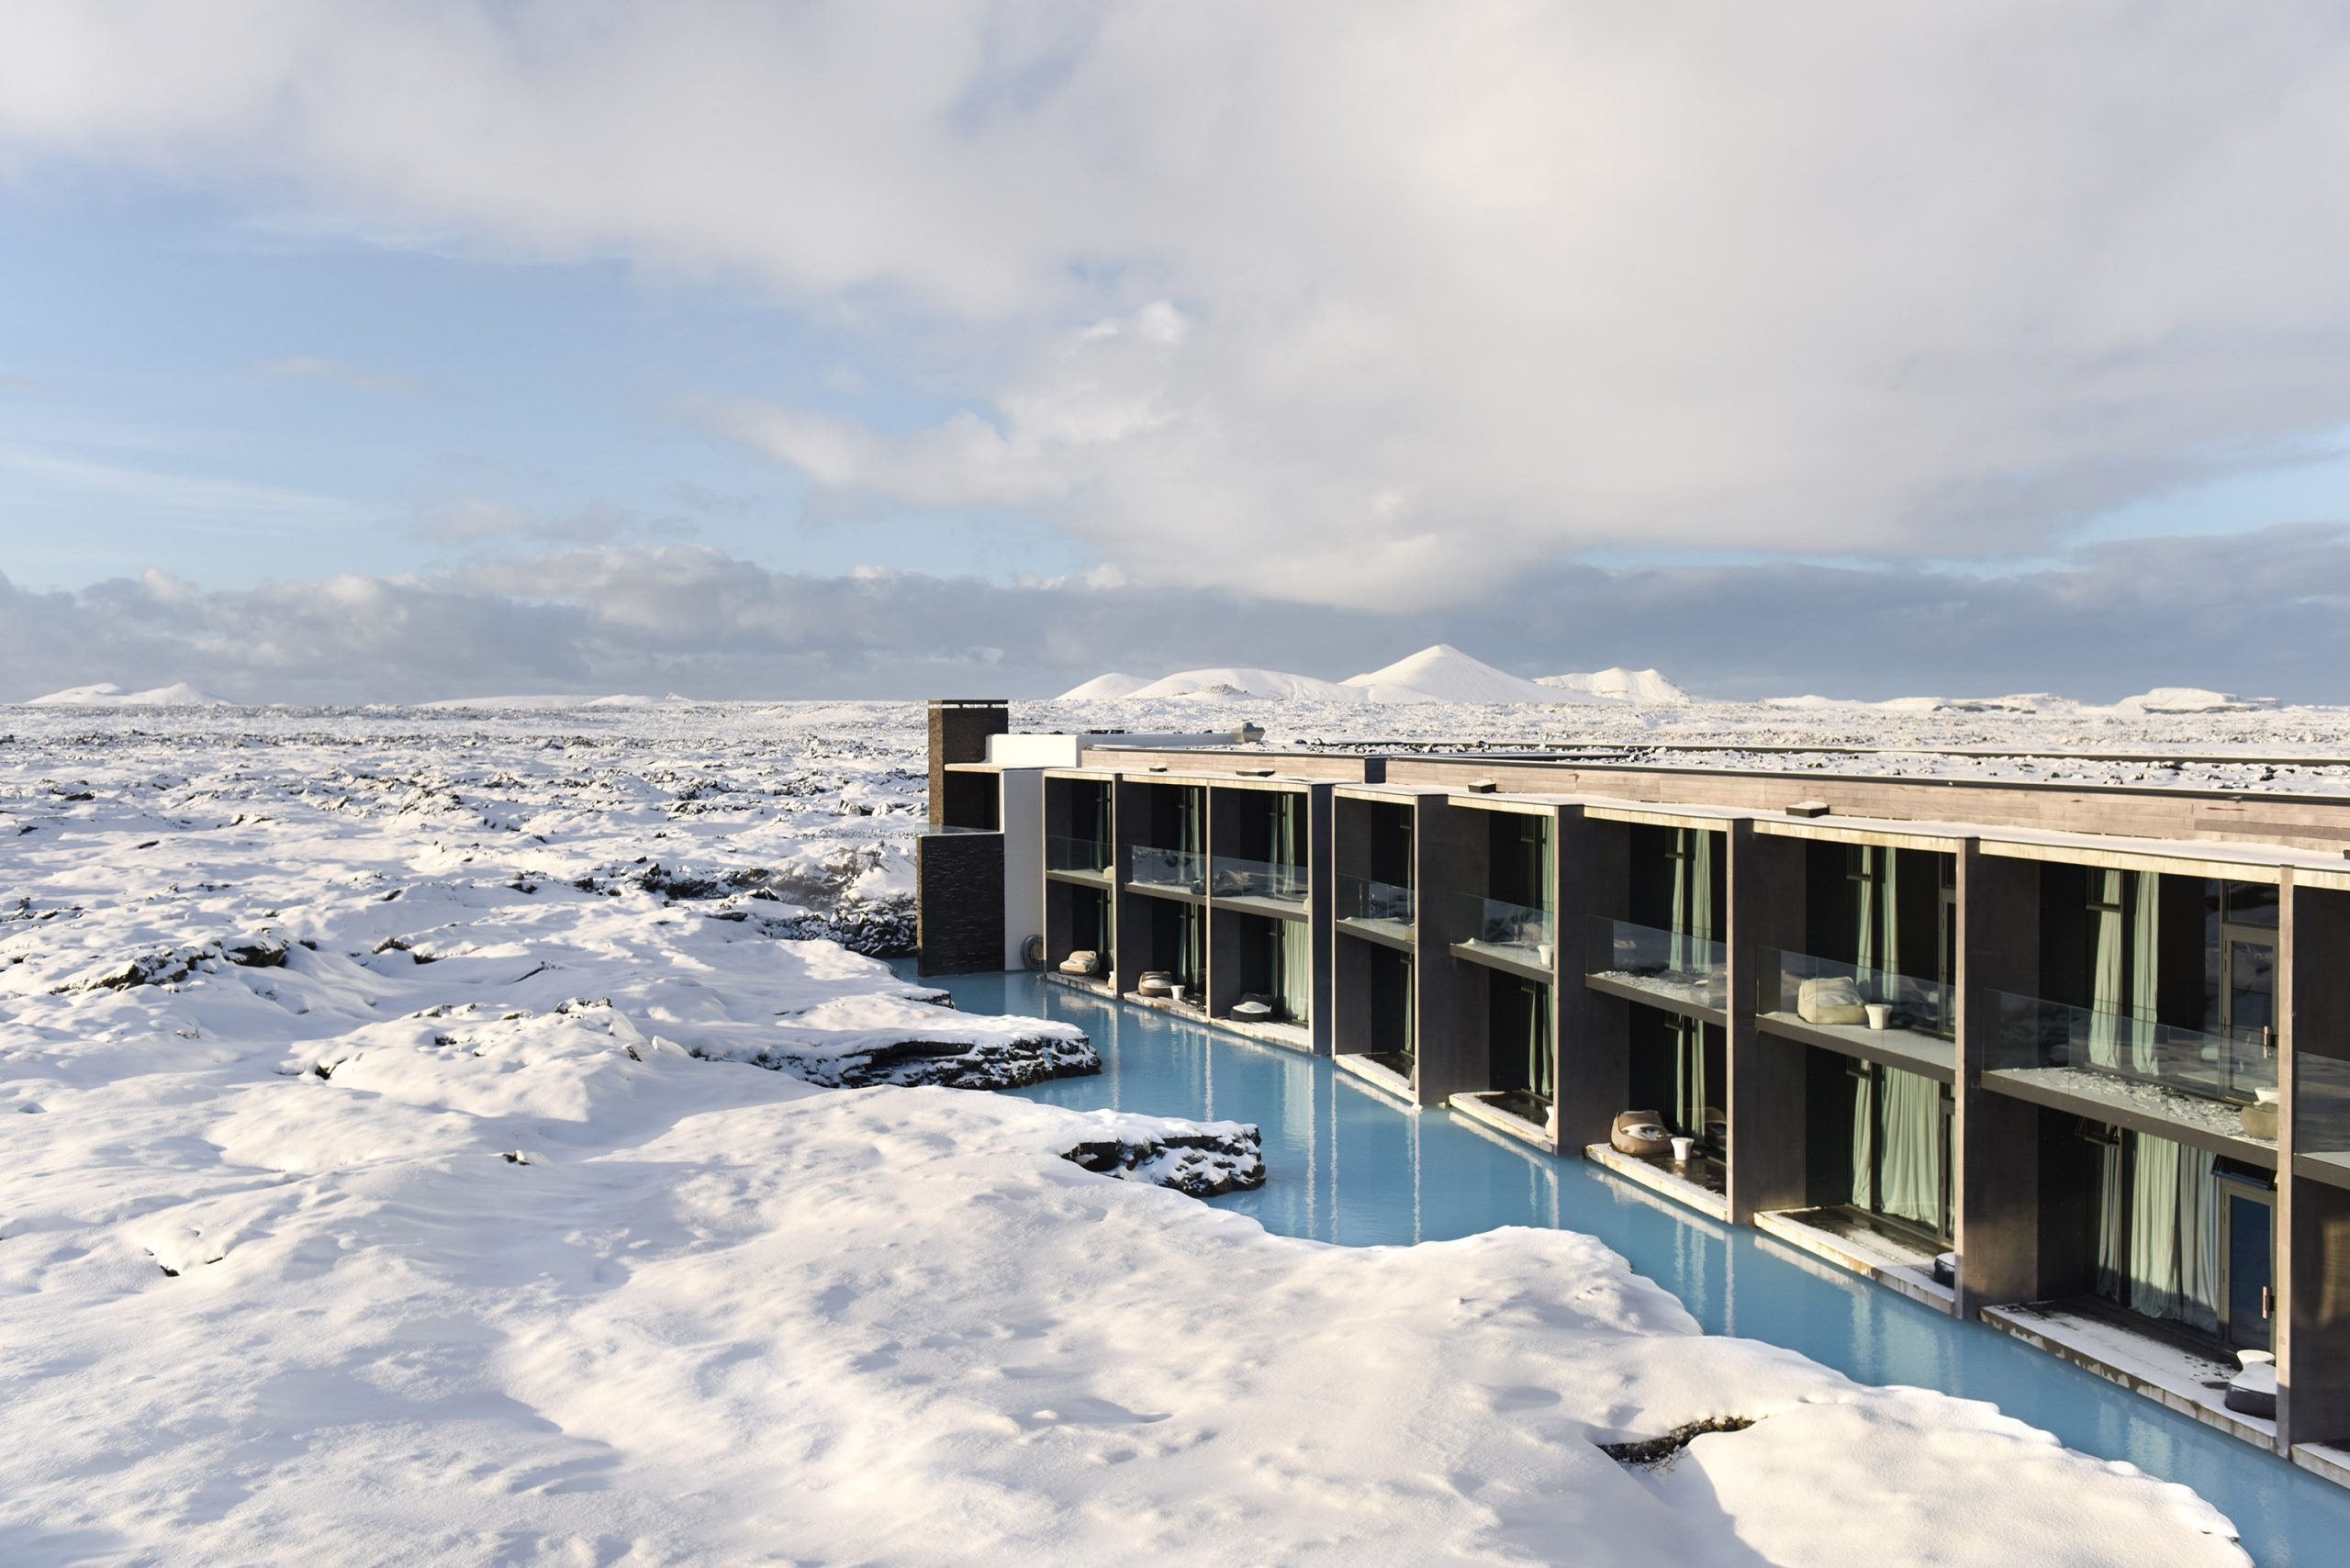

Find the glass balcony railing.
[
  {"left": 1454, "top": 894, "right": 1555, "bottom": 968},
  {"left": 1046, "top": 834, "right": 1113, "bottom": 875},
  {"left": 1209, "top": 855, "right": 1309, "bottom": 904},
  {"left": 1126, "top": 844, "right": 1206, "bottom": 893},
  {"left": 1586, "top": 916, "right": 1728, "bottom": 1008},
  {"left": 1336, "top": 873, "right": 1416, "bottom": 929},
  {"left": 2300, "top": 1055, "right": 2350, "bottom": 1163},
  {"left": 1985, "top": 990, "right": 2277, "bottom": 1113},
  {"left": 1757, "top": 947, "right": 1953, "bottom": 1039}
]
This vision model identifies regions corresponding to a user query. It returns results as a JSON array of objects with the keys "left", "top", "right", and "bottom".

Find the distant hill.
[
  {"left": 23, "top": 681, "right": 230, "bottom": 707},
  {"left": 2113, "top": 687, "right": 2276, "bottom": 714},
  {"left": 418, "top": 693, "right": 699, "bottom": 711},
  {"left": 1060, "top": 644, "right": 1605, "bottom": 705},
  {"left": 1057, "top": 672, "right": 1154, "bottom": 700},
  {"left": 1345, "top": 644, "right": 1590, "bottom": 704},
  {"left": 1538, "top": 666, "right": 1689, "bottom": 704},
  {"left": 1124, "top": 666, "right": 1368, "bottom": 702},
  {"left": 1758, "top": 687, "right": 2276, "bottom": 715}
]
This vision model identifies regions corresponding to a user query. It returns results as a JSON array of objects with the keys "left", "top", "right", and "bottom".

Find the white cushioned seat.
[{"left": 1796, "top": 975, "right": 1867, "bottom": 1025}]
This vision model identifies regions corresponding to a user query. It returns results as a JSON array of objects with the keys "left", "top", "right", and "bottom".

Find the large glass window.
[
  {"left": 2089, "top": 1126, "right": 2270, "bottom": 1343},
  {"left": 1849, "top": 1061, "right": 1953, "bottom": 1241}
]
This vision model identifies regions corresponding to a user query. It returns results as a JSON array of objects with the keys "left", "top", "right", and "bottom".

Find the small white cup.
[
  {"left": 1864, "top": 1002, "right": 1892, "bottom": 1030},
  {"left": 1671, "top": 1136, "right": 1695, "bottom": 1163}
]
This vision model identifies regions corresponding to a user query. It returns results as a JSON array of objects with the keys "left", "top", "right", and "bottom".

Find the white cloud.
[{"left": 4, "top": 3, "right": 2350, "bottom": 606}]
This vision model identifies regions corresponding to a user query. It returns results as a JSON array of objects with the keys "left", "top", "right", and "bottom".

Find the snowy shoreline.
[{"left": 0, "top": 704, "right": 2254, "bottom": 1563}]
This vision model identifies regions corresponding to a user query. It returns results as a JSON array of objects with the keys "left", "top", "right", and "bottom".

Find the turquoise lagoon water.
[{"left": 909, "top": 965, "right": 2350, "bottom": 1566}]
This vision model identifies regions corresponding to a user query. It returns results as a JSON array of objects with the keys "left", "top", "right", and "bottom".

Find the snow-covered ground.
[{"left": 0, "top": 700, "right": 2280, "bottom": 1562}]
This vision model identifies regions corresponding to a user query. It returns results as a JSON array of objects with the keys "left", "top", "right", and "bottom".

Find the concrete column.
[
  {"left": 998, "top": 770, "right": 1043, "bottom": 971},
  {"left": 1309, "top": 784, "right": 1335, "bottom": 1056},
  {"left": 1556, "top": 806, "right": 1628, "bottom": 1154},
  {"left": 1416, "top": 798, "right": 1483, "bottom": 1107},
  {"left": 1726, "top": 822, "right": 1807, "bottom": 1224},
  {"left": 2282, "top": 877, "right": 2350, "bottom": 1448},
  {"left": 1409, "top": 797, "right": 1460, "bottom": 1108},
  {"left": 1954, "top": 842, "right": 2045, "bottom": 1317},
  {"left": 1111, "top": 778, "right": 1146, "bottom": 998}
]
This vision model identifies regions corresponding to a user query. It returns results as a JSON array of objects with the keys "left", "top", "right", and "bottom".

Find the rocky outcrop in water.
[
  {"left": 742, "top": 1030, "right": 1101, "bottom": 1091},
  {"left": 1061, "top": 1118, "right": 1266, "bottom": 1197}
]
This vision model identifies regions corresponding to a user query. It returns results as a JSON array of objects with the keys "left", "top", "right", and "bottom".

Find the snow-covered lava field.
[{"left": 2, "top": 697, "right": 2311, "bottom": 1564}]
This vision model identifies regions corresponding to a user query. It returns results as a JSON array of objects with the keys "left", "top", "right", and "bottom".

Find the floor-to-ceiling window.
[
  {"left": 2090, "top": 1126, "right": 2272, "bottom": 1345},
  {"left": 1849, "top": 1060, "right": 1953, "bottom": 1241},
  {"left": 1628, "top": 1004, "right": 1724, "bottom": 1154},
  {"left": 1275, "top": 917, "right": 1311, "bottom": 1025},
  {"left": 1489, "top": 975, "right": 1552, "bottom": 1104}
]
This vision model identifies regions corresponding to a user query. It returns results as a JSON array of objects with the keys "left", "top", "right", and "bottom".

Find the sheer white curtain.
[
  {"left": 1677, "top": 1020, "right": 1708, "bottom": 1140},
  {"left": 2089, "top": 869, "right": 2127, "bottom": 1070},
  {"left": 2096, "top": 1129, "right": 2222, "bottom": 1331},
  {"left": 1671, "top": 830, "right": 1715, "bottom": 972},
  {"left": 1178, "top": 904, "right": 1204, "bottom": 989},
  {"left": 1877, "top": 1068, "right": 1942, "bottom": 1228},
  {"left": 2129, "top": 876, "right": 2162, "bottom": 1075},
  {"left": 1278, "top": 918, "right": 1311, "bottom": 1024},
  {"left": 1852, "top": 1070, "right": 1876, "bottom": 1211},
  {"left": 1854, "top": 848, "right": 1901, "bottom": 1001},
  {"left": 2130, "top": 1134, "right": 2220, "bottom": 1331},
  {"left": 2095, "top": 1135, "right": 2128, "bottom": 1300},
  {"left": 1525, "top": 984, "right": 1553, "bottom": 1101}
]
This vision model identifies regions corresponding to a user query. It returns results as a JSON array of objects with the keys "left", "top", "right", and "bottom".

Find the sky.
[{"left": 4, "top": 1, "right": 2350, "bottom": 704}]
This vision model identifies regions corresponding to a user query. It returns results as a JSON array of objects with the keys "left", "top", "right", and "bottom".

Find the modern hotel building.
[{"left": 913, "top": 699, "right": 2350, "bottom": 1484}]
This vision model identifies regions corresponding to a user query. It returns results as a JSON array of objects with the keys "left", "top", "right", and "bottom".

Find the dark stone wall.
[
  {"left": 917, "top": 832, "right": 1004, "bottom": 975},
  {"left": 927, "top": 700, "right": 1007, "bottom": 826}
]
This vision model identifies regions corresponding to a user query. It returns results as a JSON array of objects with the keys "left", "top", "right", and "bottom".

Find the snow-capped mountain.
[
  {"left": 1537, "top": 666, "right": 1689, "bottom": 703},
  {"left": 1344, "top": 644, "right": 1592, "bottom": 704},
  {"left": 1059, "top": 644, "right": 1605, "bottom": 705}
]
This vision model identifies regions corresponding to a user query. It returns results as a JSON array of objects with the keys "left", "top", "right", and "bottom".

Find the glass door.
[
  {"left": 2220, "top": 1178, "right": 2276, "bottom": 1352},
  {"left": 2221, "top": 930, "right": 2277, "bottom": 1102}
]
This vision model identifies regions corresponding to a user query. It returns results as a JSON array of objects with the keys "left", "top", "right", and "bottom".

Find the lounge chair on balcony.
[
  {"left": 1610, "top": 1110, "right": 1673, "bottom": 1158},
  {"left": 1137, "top": 970, "right": 1176, "bottom": 997},
  {"left": 1058, "top": 949, "right": 1102, "bottom": 977},
  {"left": 1230, "top": 993, "right": 1277, "bottom": 1021},
  {"left": 1796, "top": 975, "right": 1867, "bottom": 1025}
]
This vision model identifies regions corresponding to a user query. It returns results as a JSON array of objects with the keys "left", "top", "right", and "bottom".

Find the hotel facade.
[{"left": 914, "top": 699, "right": 2350, "bottom": 1483}]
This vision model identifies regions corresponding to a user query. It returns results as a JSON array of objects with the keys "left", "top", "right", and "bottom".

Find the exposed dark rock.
[
  {"left": 1599, "top": 1416, "right": 1756, "bottom": 1469},
  {"left": 223, "top": 937, "right": 288, "bottom": 969},
  {"left": 612, "top": 861, "right": 915, "bottom": 957},
  {"left": 89, "top": 960, "right": 152, "bottom": 991},
  {"left": 1062, "top": 1123, "right": 1266, "bottom": 1197},
  {"left": 726, "top": 1028, "right": 1100, "bottom": 1091}
]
